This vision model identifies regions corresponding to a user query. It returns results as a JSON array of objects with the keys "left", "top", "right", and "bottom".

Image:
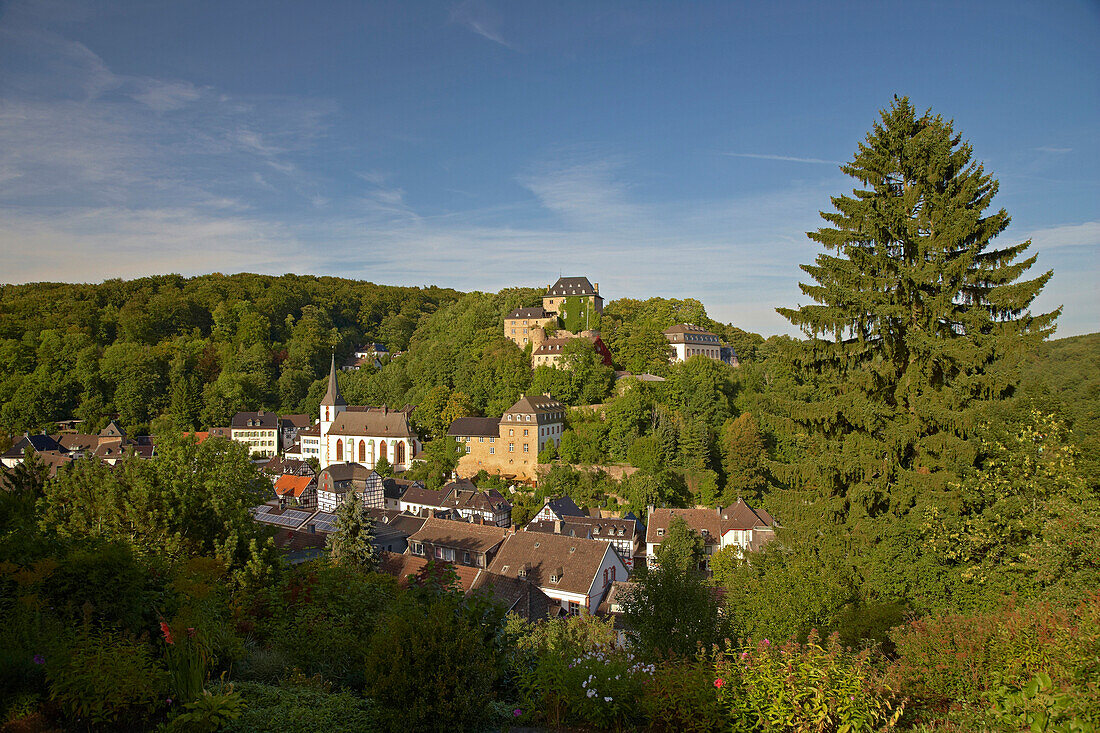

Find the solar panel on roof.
[{"left": 312, "top": 512, "right": 338, "bottom": 533}]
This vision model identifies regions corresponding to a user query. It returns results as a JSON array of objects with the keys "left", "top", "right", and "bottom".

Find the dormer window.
[{"left": 657, "top": 528, "right": 665, "bottom": 536}]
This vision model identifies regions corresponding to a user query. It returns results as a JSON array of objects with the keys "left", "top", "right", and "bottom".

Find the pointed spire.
[{"left": 321, "top": 353, "right": 345, "bottom": 407}]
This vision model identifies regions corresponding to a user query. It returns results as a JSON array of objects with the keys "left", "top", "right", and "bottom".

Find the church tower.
[{"left": 319, "top": 353, "right": 346, "bottom": 467}]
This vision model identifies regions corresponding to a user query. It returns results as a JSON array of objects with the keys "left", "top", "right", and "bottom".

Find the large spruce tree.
[{"left": 776, "top": 97, "right": 1058, "bottom": 523}]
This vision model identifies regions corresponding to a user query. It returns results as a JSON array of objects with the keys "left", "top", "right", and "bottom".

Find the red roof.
[{"left": 274, "top": 474, "right": 315, "bottom": 498}]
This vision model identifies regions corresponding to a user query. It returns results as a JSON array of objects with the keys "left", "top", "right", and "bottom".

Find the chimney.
[
  {"left": 594, "top": 282, "right": 599, "bottom": 293},
  {"left": 554, "top": 519, "right": 562, "bottom": 535}
]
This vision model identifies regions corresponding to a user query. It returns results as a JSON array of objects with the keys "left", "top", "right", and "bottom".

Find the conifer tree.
[
  {"left": 776, "top": 97, "right": 1058, "bottom": 518},
  {"left": 328, "top": 492, "right": 378, "bottom": 571}
]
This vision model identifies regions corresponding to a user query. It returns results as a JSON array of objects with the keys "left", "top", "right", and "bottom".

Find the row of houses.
[{"left": 1, "top": 420, "right": 155, "bottom": 475}]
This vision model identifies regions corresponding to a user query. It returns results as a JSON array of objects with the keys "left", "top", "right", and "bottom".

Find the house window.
[
  {"left": 479, "top": 437, "right": 484, "bottom": 443},
  {"left": 523, "top": 444, "right": 529, "bottom": 453},
  {"left": 508, "top": 429, "right": 514, "bottom": 436},
  {"left": 508, "top": 444, "right": 514, "bottom": 452},
  {"left": 523, "top": 429, "right": 529, "bottom": 436},
  {"left": 435, "top": 546, "right": 443, "bottom": 559},
  {"left": 463, "top": 551, "right": 471, "bottom": 565},
  {"left": 489, "top": 447, "right": 495, "bottom": 454},
  {"left": 412, "top": 542, "right": 423, "bottom": 555},
  {"left": 657, "top": 528, "right": 665, "bottom": 536},
  {"left": 568, "top": 601, "right": 580, "bottom": 615}
]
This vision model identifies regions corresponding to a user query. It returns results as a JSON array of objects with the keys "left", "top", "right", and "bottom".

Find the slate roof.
[
  {"left": 54, "top": 434, "right": 100, "bottom": 452},
  {"left": 407, "top": 518, "right": 509, "bottom": 554},
  {"left": 664, "top": 323, "right": 722, "bottom": 344},
  {"left": 527, "top": 515, "right": 637, "bottom": 540},
  {"left": 506, "top": 306, "right": 552, "bottom": 319},
  {"left": 504, "top": 394, "right": 565, "bottom": 416},
  {"left": 279, "top": 414, "right": 311, "bottom": 429},
  {"left": 541, "top": 496, "right": 586, "bottom": 518},
  {"left": 487, "top": 532, "right": 614, "bottom": 596},
  {"left": 326, "top": 408, "right": 416, "bottom": 438},
  {"left": 2, "top": 434, "right": 65, "bottom": 459},
  {"left": 382, "top": 477, "right": 423, "bottom": 500},
  {"left": 318, "top": 462, "right": 378, "bottom": 486},
  {"left": 401, "top": 485, "right": 448, "bottom": 508},
  {"left": 545, "top": 277, "right": 600, "bottom": 297},
  {"left": 441, "top": 487, "right": 512, "bottom": 514},
  {"left": 447, "top": 417, "right": 501, "bottom": 438},
  {"left": 231, "top": 411, "right": 279, "bottom": 429},
  {"left": 321, "top": 354, "right": 346, "bottom": 407}
]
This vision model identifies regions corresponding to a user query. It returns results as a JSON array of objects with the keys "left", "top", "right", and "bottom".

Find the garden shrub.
[
  {"left": 224, "top": 679, "right": 378, "bottom": 733},
  {"left": 640, "top": 659, "right": 728, "bottom": 733},
  {"left": 46, "top": 628, "right": 168, "bottom": 728},
  {"left": 717, "top": 631, "right": 905, "bottom": 733},
  {"left": 889, "top": 592, "right": 1100, "bottom": 707},
  {"left": 515, "top": 644, "right": 653, "bottom": 730},
  {"left": 363, "top": 596, "right": 501, "bottom": 732}
]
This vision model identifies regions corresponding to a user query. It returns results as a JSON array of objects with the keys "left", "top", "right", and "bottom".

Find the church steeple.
[{"left": 321, "top": 353, "right": 346, "bottom": 407}]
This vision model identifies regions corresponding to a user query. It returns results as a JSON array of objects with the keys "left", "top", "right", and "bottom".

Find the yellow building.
[
  {"left": 448, "top": 394, "right": 566, "bottom": 482},
  {"left": 504, "top": 306, "right": 556, "bottom": 348}
]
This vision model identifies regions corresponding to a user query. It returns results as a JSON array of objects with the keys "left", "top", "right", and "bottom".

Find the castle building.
[
  {"left": 318, "top": 355, "right": 421, "bottom": 471},
  {"left": 664, "top": 324, "right": 739, "bottom": 366},
  {"left": 448, "top": 394, "right": 566, "bottom": 482},
  {"left": 504, "top": 306, "right": 556, "bottom": 348},
  {"left": 542, "top": 276, "right": 603, "bottom": 316}
]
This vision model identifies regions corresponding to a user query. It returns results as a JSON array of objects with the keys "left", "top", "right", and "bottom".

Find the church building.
[{"left": 318, "top": 355, "right": 421, "bottom": 472}]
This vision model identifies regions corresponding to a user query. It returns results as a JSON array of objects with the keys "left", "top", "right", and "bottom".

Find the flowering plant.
[{"left": 160, "top": 619, "right": 210, "bottom": 704}]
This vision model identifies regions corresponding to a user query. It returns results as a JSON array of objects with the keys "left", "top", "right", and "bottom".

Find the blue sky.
[{"left": 1, "top": 0, "right": 1097, "bottom": 337}]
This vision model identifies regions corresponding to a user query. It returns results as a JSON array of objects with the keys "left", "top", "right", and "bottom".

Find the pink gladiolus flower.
[
  {"left": 160, "top": 622, "right": 174, "bottom": 645},
  {"left": 714, "top": 678, "right": 725, "bottom": 688}
]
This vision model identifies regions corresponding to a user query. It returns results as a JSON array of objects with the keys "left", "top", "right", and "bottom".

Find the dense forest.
[{"left": 2, "top": 98, "right": 1098, "bottom": 731}]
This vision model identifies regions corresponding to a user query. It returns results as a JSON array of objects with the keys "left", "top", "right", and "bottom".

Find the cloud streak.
[
  {"left": 722, "top": 152, "right": 842, "bottom": 165},
  {"left": 450, "top": 0, "right": 516, "bottom": 49}
]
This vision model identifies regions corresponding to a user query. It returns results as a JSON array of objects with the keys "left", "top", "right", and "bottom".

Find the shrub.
[
  {"left": 717, "top": 631, "right": 905, "bottom": 733},
  {"left": 515, "top": 644, "right": 651, "bottom": 730},
  {"left": 47, "top": 628, "right": 168, "bottom": 728},
  {"left": 640, "top": 660, "right": 728, "bottom": 733},
  {"left": 225, "top": 679, "right": 378, "bottom": 733},
  {"left": 363, "top": 596, "right": 500, "bottom": 732},
  {"left": 889, "top": 593, "right": 1100, "bottom": 706}
]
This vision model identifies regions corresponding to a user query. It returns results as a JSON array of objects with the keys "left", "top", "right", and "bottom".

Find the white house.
[
  {"left": 488, "top": 531, "right": 628, "bottom": 615},
  {"left": 645, "top": 499, "right": 776, "bottom": 569}
]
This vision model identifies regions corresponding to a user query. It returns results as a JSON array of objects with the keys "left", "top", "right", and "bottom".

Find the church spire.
[{"left": 321, "top": 353, "right": 345, "bottom": 407}]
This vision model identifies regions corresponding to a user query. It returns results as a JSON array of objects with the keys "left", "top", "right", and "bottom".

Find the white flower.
[
  {"left": 581, "top": 680, "right": 587, "bottom": 688},
  {"left": 587, "top": 689, "right": 596, "bottom": 698},
  {"left": 604, "top": 696, "right": 613, "bottom": 702}
]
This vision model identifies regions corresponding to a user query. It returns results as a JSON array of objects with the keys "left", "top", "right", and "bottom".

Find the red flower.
[
  {"left": 714, "top": 678, "right": 725, "bottom": 688},
  {"left": 186, "top": 627, "right": 196, "bottom": 638},
  {"left": 160, "top": 621, "right": 174, "bottom": 645}
]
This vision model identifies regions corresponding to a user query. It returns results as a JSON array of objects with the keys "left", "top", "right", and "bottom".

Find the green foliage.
[
  {"left": 620, "top": 560, "right": 731, "bottom": 660},
  {"left": 558, "top": 295, "right": 600, "bottom": 333},
  {"left": 718, "top": 631, "right": 905, "bottom": 732},
  {"left": 363, "top": 594, "right": 503, "bottom": 732},
  {"left": 225, "top": 679, "right": 379, "bottom": 733},
  {"left": 516, "top": 645, "right": 647, "bottom": 730},
  {"left": 889, "top": 593, "right": 1100, "bottom": 713},
  {"left": 720, "top": 411, "right": 768, "bottom": 502},
  {"left": 326, "top": 493, "right": 378, "bottom": 572},
  {"left": 404, "top": 436, "right": 461, "bottom": 489},
  {"left": 47, "top": 628, "right": 169, "bottom": 727},
  {"left": 654, "top": 515, "right": 705, "bottom": 574},
  {"left": 165, "top": 688, "right": 245, "bottom": 733},
  {"left": 537, "top": 439, "right": 557, "bottom": 463},
  {"left": 39, "top": 433, "right": 272, "bottom": 569},
  {"left": 640, "top": 660, "right": 728, "bottom": 733},
  {"left": 988, "top": 673, "right": 1097, "bottom": 733}
]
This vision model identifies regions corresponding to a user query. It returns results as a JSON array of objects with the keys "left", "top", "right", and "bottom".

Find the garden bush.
[
  {"left": 717, "top": 631, "right": 905, "bottom": 733},
  {"left": 46, "top": 628, "right": 168, "bottom": 728},
  {"left": 224, "top": 679, "right": 378, "bottom": 733}
]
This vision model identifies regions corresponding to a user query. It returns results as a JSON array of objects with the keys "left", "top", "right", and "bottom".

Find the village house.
[
  {"left": 230, "top": 410, "right": 280, "bottom": 458},
  {"left": 532, "top": 495, "right": 586, "bottom": 523},
  {"left": 449, "top": 394, "right": 565, "bottom": 482},
  {"left": 645, "top": 498, "right": 776, "bottom": 569},
  {"left": 487, "top": 531, "right": 628, "bottom": 615},
  {"left": 316, "top": 462, "right": 385, "bottom": 512},
  {"left": 406, "top": 517, "right": 510, "bottom": 568},
  {"left": 439, "top": 478, "right": 512, "bottom": 527},
  {"left": 319, "top": 356, "right": 420, "bottom": 472},
  {"left": 664, "top": 324, "right": 739, "bottom": 366},
  {"left": 525, "top": 514, "right": 643, "bottom": 570},
  {"left": 278, "top": 414, "right": 312, "bottom": 451},
  {"left": 274, "top": 474, "right": 317, "bottom": 511}
]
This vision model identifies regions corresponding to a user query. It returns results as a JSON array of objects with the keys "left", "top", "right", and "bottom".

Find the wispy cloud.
[
  {"left": 722, "top": 152, "right": 842, "bottom": 165},
  {"left": 450, "top": 0, "right": 516, "bottom": 50},
  {"left": 1026, "top": 221, "right": 1100, "bottom": 251}
]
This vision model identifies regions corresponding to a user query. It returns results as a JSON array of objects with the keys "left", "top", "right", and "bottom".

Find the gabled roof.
[
  {"left": 442, "top": 487, "right": 511, "bottom": 514},
  {"left": 506, "top": 306, "right": 552, "bottom": 319},
  {"left": 487, "top": 532, "right": 616, "bottom": 596},
  {"left": 326, "top": 408, "right": 416, "bottom": 439},
  {"left": 318, "top": 462, "right": 378, "bottom": 485},
  {"left": 279, "top": 414, "right": 311, "bottom": 429},
  {"left": 407, "top": 518, "right": 509, "bottom": 554},
  {"left": 3, "top": 434, "right": 65, "bottom": 458},
  {"left": 54, "top": 434, "right": 99, "bottom": 452},
  {"left": 544, "top": 277, "right": 600, "bottom": 298},
  {"left": 447, "top": 417, "right": 500, "bottom": 438},
  {"left": 541, "top": 496, "right": 585, "bottom": 518},
  {"left": 401, "top": 485, "right": 448, "bottom": 507},
  {"left": 377, "top": 552, "right": 481, "bottom": 591},
  {"left": 274, "top": 474, "right": 315, "bottom": 498},
  {"left": 646, "top": 500, "right": 776, "bottom": 544},
  {"left": 527, "top": 514, "right": 637, "bottom": 539},
  {"left": 297, "top": 423, "right": 321, "bottom": 437},
  {"left": 100, "top": 420, "right": 127, "bottom": 438},
  {"left": 231, "top": 411, "right": 279, "bottom": 429}
]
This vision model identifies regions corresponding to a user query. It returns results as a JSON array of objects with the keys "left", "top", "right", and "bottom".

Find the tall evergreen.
[{"left": 775, "top": 97, "right": 1058, "bottom": 521}]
